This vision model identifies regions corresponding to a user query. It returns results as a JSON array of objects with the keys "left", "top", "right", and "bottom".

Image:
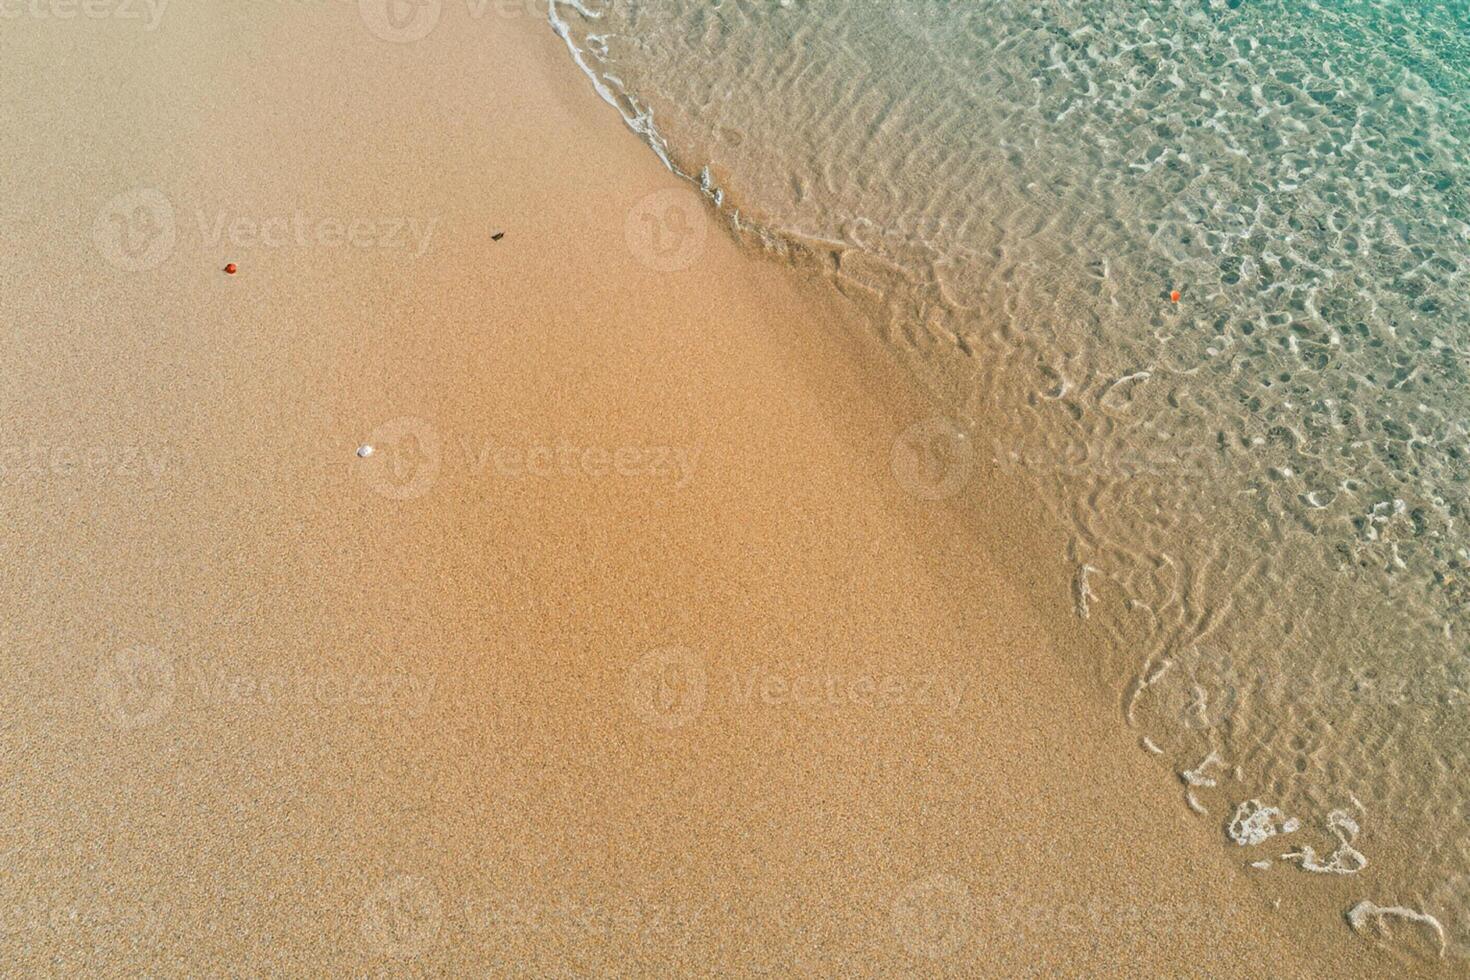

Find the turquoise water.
[{"left": 551, "top": 0, "right": 1470, "bottom": 957}]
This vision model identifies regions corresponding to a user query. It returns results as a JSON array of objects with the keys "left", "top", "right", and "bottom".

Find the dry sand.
[{"left": 0, "top": 3, "right": 1446, "bottom": 975}]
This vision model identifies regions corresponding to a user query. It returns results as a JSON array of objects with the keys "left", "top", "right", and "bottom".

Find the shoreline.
[
  {"left": 0, "top": 3, "right": 1448, "bottom": 973},
  {"left": 547, "top": 4, "right": 1465, "bottom": 967}
]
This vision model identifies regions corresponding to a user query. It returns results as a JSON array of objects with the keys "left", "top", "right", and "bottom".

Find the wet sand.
[{"left": 0, "top": 4, "right": 1443, "bottom": 975}]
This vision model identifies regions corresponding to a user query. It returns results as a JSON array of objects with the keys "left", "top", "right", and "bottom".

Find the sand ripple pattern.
[{"left": 551, "top": 0, "right": 1470, "bottom": 950}]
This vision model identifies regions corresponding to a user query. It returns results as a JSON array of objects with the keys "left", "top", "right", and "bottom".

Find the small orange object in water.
[
  {"left": 1170, "top": 289, "right": 1181, "bottom": 303},
  {"left": 224, "top": 263, "right": 237, "bottom": 275}
]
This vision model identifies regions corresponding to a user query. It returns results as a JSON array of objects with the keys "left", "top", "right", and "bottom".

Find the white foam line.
[
  {"left": 1345, "top": 901, "right": 1445, "bottom": 958},
  {"left": 1073, "top": 563, "right": 1099, "bottom": 619},
  {"left": 544, "top": 0, "right": 811, "bottom": 254},
  {"left": 1123, "top": 657, "right": 1172, "bottom": 727},
  {"left": 1182, "top": 750, "right": 1223, "bottom": 788},
  {"left": 547, "top": 1, "right": 675, "bottom": 171}
]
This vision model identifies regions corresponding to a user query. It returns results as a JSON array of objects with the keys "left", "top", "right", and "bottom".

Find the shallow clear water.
[{"left": 551, "top": 0, "right": 1470, "bottom": 955}]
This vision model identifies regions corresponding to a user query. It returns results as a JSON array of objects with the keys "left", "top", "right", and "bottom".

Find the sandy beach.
[{"left": 0, "top": 4, "right": 1448, "bottom": 975}]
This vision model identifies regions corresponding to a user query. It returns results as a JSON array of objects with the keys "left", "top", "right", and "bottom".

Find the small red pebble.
[
  {"left": 1170, "top": 289, "right": 1181, "bottom": 303},
  {"left": 224, "top": 263, "right": 237, "bottom": 275}
]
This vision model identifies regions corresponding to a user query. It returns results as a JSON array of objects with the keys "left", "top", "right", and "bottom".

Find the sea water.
[{"left": 549, "top": 0, "right": 1470, "bottom": 957}]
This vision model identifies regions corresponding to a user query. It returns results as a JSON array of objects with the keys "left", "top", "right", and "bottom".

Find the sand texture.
[{"left": 0, "top": 4, "right": 1447, "bottom": 976}]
